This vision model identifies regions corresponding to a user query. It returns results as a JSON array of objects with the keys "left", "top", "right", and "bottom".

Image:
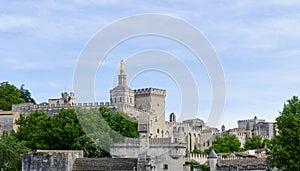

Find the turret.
[
  {"left": 252, "top": 122, "right": 258, "bottom": 136},
  {"left": 208, "top": 150, "right": 218, "bottom": 171},
  {"left": 221, "top": 124, "right": 225, "bottom": 133}
]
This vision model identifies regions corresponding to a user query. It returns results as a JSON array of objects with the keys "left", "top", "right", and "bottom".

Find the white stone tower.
[
  {"left": 134, "top": 88, "right": 166, "bottom": 138},
  {"left": 110, "top": 60, "right": 135, "bottom": 108},
  {"left": 207, "top": 150, "right": 218, "bottom": 171}
]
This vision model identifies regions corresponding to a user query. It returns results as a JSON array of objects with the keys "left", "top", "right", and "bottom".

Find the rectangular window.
[
  {"left": 157, "top": 129, "right": 159, "bottom": 133},
  {"left": 163, "top": 164, "right": 168, "bottom": 170}
]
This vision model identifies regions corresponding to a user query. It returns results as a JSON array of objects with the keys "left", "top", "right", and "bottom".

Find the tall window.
[{"left": 163, "top": 164, "right": 168, "bottom": 170}]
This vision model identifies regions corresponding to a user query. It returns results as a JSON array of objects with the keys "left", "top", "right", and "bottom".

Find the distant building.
[
  {"left": 226, "top": 116, "right": 277, "bottom": 147},
  {"left": 48, "top": 92, "right": 75, "bottom": 105},
  {"left": 0, "top": 110, "right": 19, "bottom": 136}
]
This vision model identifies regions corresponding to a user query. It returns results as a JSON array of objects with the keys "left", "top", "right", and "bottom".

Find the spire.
[
  {"left": 208, "top": 150, "right": 218, "bottom": 158},
  {"left": 118, "top": 60, "right": 126, "bottom": 86},
  {"left": 120, "top": 60, "right": 124, "bottom": 74}
]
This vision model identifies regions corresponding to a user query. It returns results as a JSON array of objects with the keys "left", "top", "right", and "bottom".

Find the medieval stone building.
[
  {"left": 11, "top": 60, "right": 217, "bottom": 153},
  {"left": 9, "top": 60, "right": 279, "bottom": 170}
]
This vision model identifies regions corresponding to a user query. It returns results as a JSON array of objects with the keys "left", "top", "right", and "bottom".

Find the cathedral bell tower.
[{"left": 110, "top": 60, "right": 135, "bottom": 108}]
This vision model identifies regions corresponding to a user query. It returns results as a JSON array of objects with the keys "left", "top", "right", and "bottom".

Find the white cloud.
[{"left": 0, "top": 14, "right": 34, "bottom": 32}]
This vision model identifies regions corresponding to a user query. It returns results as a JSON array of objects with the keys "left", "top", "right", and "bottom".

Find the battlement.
[
  {"left": 13, "top": 102, "right": 111, "bottom": 110},
  {"left": 237, "top": 118, "right": 265, "bottom": 123},
  {"left": 165, "top": 121, "right": 189, "bottom": 127},
  {"left": 188, "top": 153, "right": 208, "bottom": 164},
  {"left": 123, "top": 104, "right": 147, "bottom": 113},
  {"left": 189, "top": 153, "right": 208, "bottom": 159},
  {"left": 12, "top": 102, "right": 112, "bottom": 116},
  {"left": 220, "top": 156, "right": 241, "bottom": 160},
  {"left": 134, "top": 88, "right": 166, "bottom": 96},
  {"left": 123, "top": 137, "right": 172, "bottom": 145},
  {"left": 238, "top": 119, "right": 255, "bottom": 123}
]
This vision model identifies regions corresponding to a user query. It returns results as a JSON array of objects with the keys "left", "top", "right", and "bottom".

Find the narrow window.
[
  {"left": 163, "top": 164, "right": 168, "bottom": 170},
  {"left": 157, "top": 129, "right": 159, "bottom": 133}
]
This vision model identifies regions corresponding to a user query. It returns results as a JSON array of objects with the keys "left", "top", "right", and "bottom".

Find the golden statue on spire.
[{"left": 120, "top": 60, "right": 124, "bottom": 74}]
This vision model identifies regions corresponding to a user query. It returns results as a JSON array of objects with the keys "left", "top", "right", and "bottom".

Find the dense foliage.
[
  {"left": 0, "top": 82, "right": 35, "bottom": 111},
  {"left": 20, "top": 84, "right": 35, "bottom": 104},
  {"left": 76, "top": 106, "right": 138, "bottom": 152},
  {"left": 13, "top": 107, "right": 138, "bottom": 158},
  {"left": 0, "top": 132, "right": 30, "bottom": 171},
  {"left": 209, "top": 133, "right": 241, "bottom": 153},
  {"left": 269, "top": 96, "right": 300, "bottom": 171},
  {"left": 244, "top": 135, "right": 264, "bottom": 150},
  {"left": 0, "top": 82, "right": 25, "bottom": 110}
]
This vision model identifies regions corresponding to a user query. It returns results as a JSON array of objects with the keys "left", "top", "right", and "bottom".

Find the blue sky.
[{"left": 1, "top": 0, "right": 300, "bottom": 129}]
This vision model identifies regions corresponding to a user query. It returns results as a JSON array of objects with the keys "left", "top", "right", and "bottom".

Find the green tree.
[
  {"left": 0, "top": 82, "right": 25, "bottom": 110},
  {"left": 13, "top": 110, "right": 52, "bottom": 150},
  {"left": 20, "top": 84, "right": 35, "bottom": 104},
  {"left": 0, "top": 132, "right": 30, "bottom": 171},
  {"left": 13, "top": 109, "right": 85, "bottom": 150},
  {"left": 269, "top": 96, "right": 300, "bottom": 171},
  {"left": 13, "top": 107, "right": 138, "bottom": 157},
  {"left": 76, "top": 106, "right": 138, "bottom": 154},
  {"left": 209, "top": 133, "right": 241, "bottom": 153},
  {"left": 100, "top": 106, "right": 138, "bottom": 138},
  {"left": 71, "top": 134, "right": 110, "bottom": 157},
  {"left": 244, "top": 135, "right": 264, "bottom": 150}
]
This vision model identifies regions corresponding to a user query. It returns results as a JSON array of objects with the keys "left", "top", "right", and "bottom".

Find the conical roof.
[{"left": 208, "top": 150, "right": 218, "bottom": 158}]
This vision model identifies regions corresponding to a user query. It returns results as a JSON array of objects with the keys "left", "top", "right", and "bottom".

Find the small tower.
[
  {"left": 137, "top": 113, "right": 150, "bottom": 171},
  {"left": 221, "top": 124, "right": 225, "bottom": 133},
  {"left": 173, "top": 127, "right": 186, "bottom": 144},
  {"left": 252, "top": 122, "right": 258, "bottom": 136},
  {"left": 208, "top": 150, "right": 218, "bottom": 171}
]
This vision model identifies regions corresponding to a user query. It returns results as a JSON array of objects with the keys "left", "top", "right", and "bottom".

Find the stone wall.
[
  {"left": 22, "top": 150, "right": 83, "bottom": 171},
  {"left": 12, "top": 102, "right": 112, "bottom": 116},
  {"left": 0, "top": 111, "right": 19, "bottom": 136}
]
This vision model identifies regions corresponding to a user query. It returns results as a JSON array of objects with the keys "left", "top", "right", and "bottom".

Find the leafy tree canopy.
[
  {"left": 0, "top": 132, "right": 30, "bottom": 171},
  {"left": 269, "top": 96, "right": 300, "bottom": 171},
  {"left": 13, "top": 106, "right": 138, "bottom": 157},
  {"left": 209, "top": 133, "right": 241, "bottom": 153},
  {"left": 244, "top": 135, "right": 264, "bottom": 150},
  {"left": 0, "top": 82, "right": 35, "bottom": 111},
  {"left": 20, "top": 84, "right": 35, "bottom": 104},
  {"left": 0, "top": 82, "right": 25, "bottom": 110}
]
